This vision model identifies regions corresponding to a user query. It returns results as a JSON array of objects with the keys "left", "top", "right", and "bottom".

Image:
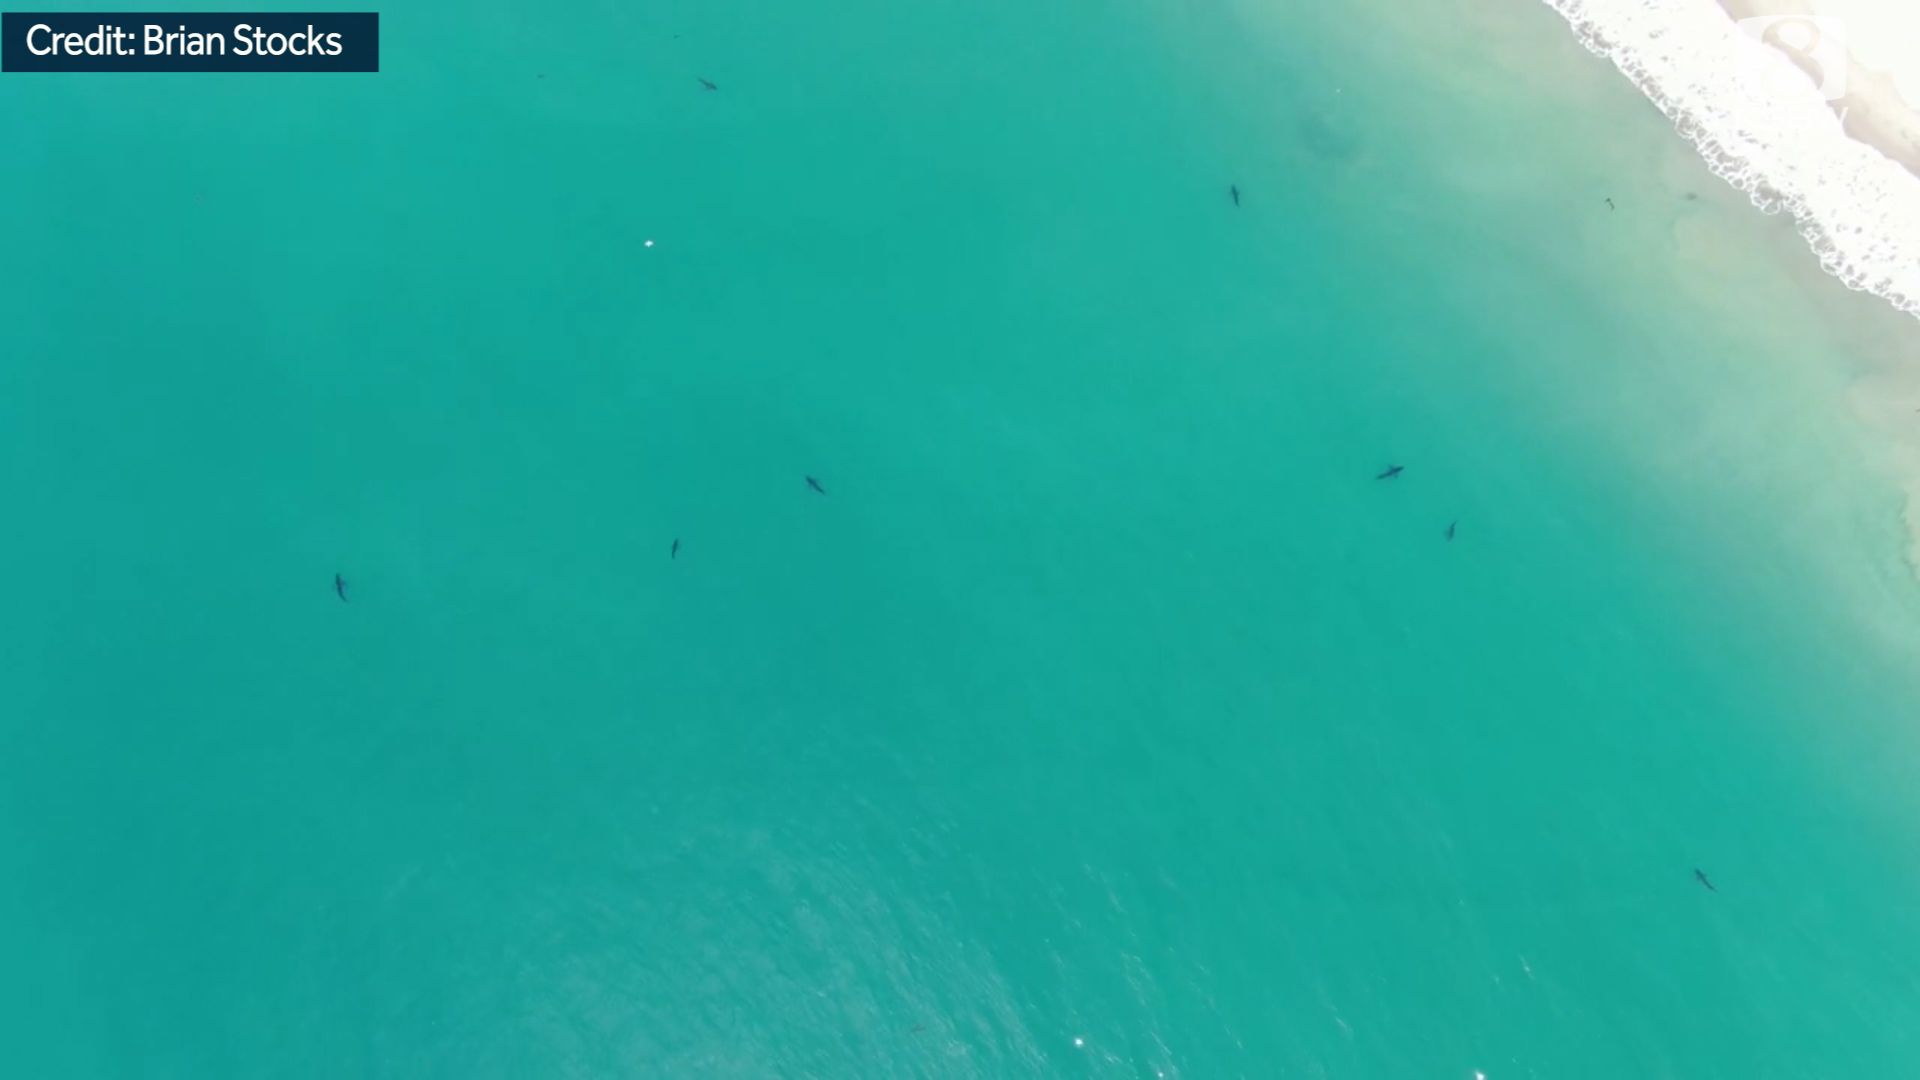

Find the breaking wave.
[{"left": 1541, "top": 0, "right": 1920, "bottom": 316}]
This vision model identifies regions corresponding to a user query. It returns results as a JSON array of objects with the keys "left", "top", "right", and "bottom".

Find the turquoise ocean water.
[{"left": 8, "top": 1, "right": 1920, "bottom": 1075}]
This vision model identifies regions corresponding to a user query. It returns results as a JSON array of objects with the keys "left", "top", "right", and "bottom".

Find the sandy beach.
[
  {"left": 1708, "top": 1, "right": 1920, "bottom": 567},
  {"left": 1543, "top": 0, "right": 1920, "bottom": 317},
  {"left": 1721, "top": 0, "right": 1920, "bottom": 176}
]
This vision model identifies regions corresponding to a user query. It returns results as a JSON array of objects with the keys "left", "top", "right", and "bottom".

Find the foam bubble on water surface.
[{"left": 1540, "top": 0, "right": 1920, "bottom": 317}]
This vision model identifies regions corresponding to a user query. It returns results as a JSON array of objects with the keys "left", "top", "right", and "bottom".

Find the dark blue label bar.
[{"left": 2, "top": 12, "right": 378, "bottom": 72}]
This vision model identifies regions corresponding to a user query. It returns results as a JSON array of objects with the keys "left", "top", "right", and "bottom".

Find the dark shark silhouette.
[
  {"left": 698, "top": 77, "right": 717, "bottom": 91},
  {"left": 1230, "top": 184, "right": 1241, "bottom": 207},
  {"left": 806, "top": 476, "right": 827, "bottom": 495},
  {"left": 1445, "top": 521, "right": 1457, "bottom": 541},
  {"left": 1375, "top": 464, "right": 1404, "bottom": 480},
  {"left": 1694, "top": 868, "right": 1716, "bottom": 893},
  {"left": 671, "top": 539, "right": 681, "bottom": 559},
  {"left": 334, "top": 574, "right": 348, "bottom": 602}
]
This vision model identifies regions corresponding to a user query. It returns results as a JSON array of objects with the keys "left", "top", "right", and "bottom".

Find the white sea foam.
[{"left": 1539, "top": 0, "right": 1920, "bottom": 317}]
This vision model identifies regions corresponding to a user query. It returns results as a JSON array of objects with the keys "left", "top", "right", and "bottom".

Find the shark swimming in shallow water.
[
  {"left": 698, "top": 77, "right": 717, "bottom": 91},
  {"left": 1445, "top": 521, "right": 1457, "bottom": 541},
  {"left": 1230, "top": 184, "right": 1241, "bottom": 207},
  {"left": 1375, "top": 464, "right": 1404, "bottom": 480},
  {"left": 671, "top": 538, "right": 680, "bottom": 559},
  {"left": 334, "top": 574, "right": 348, "bottom": 602},
  {"left": 1694, "top": 868, "right": 1716, "bottom": 893},
  {"left": 806, "top": 476, "right": 827, "bottom": 495}
]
